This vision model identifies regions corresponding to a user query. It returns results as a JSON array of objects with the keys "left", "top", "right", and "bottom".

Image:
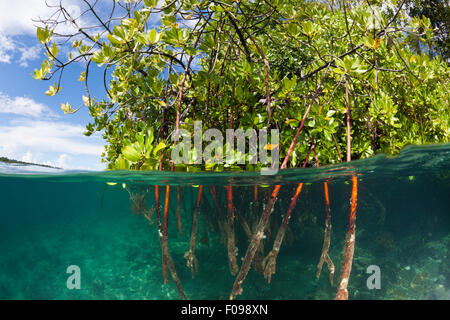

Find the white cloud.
[
  {"left": 0, "top": 0, "right": 83, "bottom": 67},
  {"left": 0, "top": 33, "right": 15, "bottom": 63},
  {"left": 0, "top": 0, "right": 81, "bottom": 36},
  {"left": 55, "top": 153, "right": 69, "bottom": 168},
  {"left": 0, "top": 119, "right": 103, "bottom": 156},
  {"left": 0, "top": 32, "right": 42, "bottom": 67},
  {"left": 21, "top": 151, "right": 35, "bottom": 163},
  {"left": 0, "top": 119, "right": 105, "bottom": 170},
  {"left": 0, "top": 92, "right": 57, "bottom": 118},
  {"left": 18, "top": 45, "right": 42, "bottom": 67}
]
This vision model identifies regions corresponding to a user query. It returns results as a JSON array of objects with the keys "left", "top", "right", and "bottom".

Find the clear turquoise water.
[{"left": 0, "top": 144, "right": 449, "bottom": 300}]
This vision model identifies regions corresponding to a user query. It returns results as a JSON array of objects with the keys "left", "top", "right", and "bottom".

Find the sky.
[
  {"left": 0, "top": 0, "right": 198, "bottom": 171},
  {"left": 0, "top": 0, "right": 108, "bottom": 170}
]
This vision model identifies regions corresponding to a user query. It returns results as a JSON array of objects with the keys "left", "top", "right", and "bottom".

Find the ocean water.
[{"left": 0, "top": 144, "right": 449, "bottom": 300}]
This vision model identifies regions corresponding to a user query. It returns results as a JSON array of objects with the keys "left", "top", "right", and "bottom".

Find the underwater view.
[{"left": 0, "top": 144, "right": 448, "bottom": 300}]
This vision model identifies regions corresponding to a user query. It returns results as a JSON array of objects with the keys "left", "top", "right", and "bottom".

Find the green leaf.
[
  {"left": 161, "top": 15, "right": 176, "bottom": 26},
  {"left": 152, "top": 141, "right": 166, "bottom": 156},
  {"left": 148, "top": 28, "right": 160, "bottom": 44},
  {"left": 285, "top": 119, "right": 299, "bottom": 127},
  {"left": 144, "top": 0, "right": 158, "bottom": 8},
  {"left": 82, "top": 95, "right": 90, "bottom": 106},
  {"left": 122, "top": 145, "right": 141, "bottom": 162},
  {"left": 50, "top": 42, "right": 58, "bottom": 58},
  {"left": 37, "top": 27, "right": 52, "bottom": 44},
  {"left": 32, "top": 69, "right": 42, "bottom": 80},
  {"left": 61, "top": 102, "right": 74, "bottom": 114},
  {"left": 121, "top": 18, "right": 135, "bottom": 27},
  {"left": 113, "top": 25, "right": 127, "bottom": 41},
  {"left": 102, "top": 45, "right": 113, "bottom": 59},
  {"left": 335, "top": 58, "right": 347, "bottom": 71},
  {"left": 91, "top": 51, "right": 104, "bottom": 64},
  {"left": 291, "top": 150, "right": 298, "bottom": 167},
  {"left": 107, "top": 34, "right": 124, "bottom": 46},
  {"left": 135, "top": 32, "right": 150, "bottom": 45},
  {"left": 326, "top": 110, "right": 336, "bottom": 118},
  {"left": 301, "top": 21, "right": 314, "bottom": 37},
  {"left": 287, "top": 22, "right": 299, "bottom": 36},
  {"left": 185, "top": 47, "right": 197, "bottom": 56},
  {"left": 146, "top": 129, "right": 154, "bottom": 145},
  {"left": 253, "top": 113, "right": 266, "bottom": 125},
  {"left": 45, "top": 83, "right": 61, "bottom": 96},
  {"left": 115, "top": 156, "right": 130, "bottom": 170}
]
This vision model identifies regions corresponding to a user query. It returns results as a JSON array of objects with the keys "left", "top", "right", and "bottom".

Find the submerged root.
[
  {"left": 163, "top": 243, "right": 188, "bottom": 300},
  {"left": 228, "top": 63, "right": 325, "bottom": 299},
  {"left": 236, "top": 211, "right": 252, "bottom": 240},
  {"left": 154, "top": 185, "right": 169, "bottom": 284},
  {"left": 324, "top": 255, "right": 335, "bottom": 286},
  {"left": 252, "top": 251, "right": 265, "bottom": 275},
  {"left": 335, "top": 175, "right": 358, "bottom": 300},
  {"left": 226, "top": 186, "right": 239, "bottom": 276},
  {"left": 184, "top": 249, "right": 199, "bottom": 277},
  {"left": 125, "top": 185, "right": 149, "bottom": 216},
  {"left": 261, "top": 249, "right": 278, "bottom": 284},
  {"left": 125, "top": 184, "right": 154, "bottom": 224},
  {"left": 316, "top": 181, "right": 335, "bottom": 286},
  {"left": 316, "top": 236, "right": 335, "bottom": 286},
  {"left": 226, "top": 222, "right": 238, "bottom": 275},
  {"left": 230, "top": 185, "right": 281, "bottom": 300},
  {"left": 131, "top": 193, "right": 148, "bottom": 215},
  {"left": 249, "top": 186, "right": 266, "bottom": 273},
  {"left": 143, "top": 207, "right": 154, "bottom": 225},
  {"left": 184, "top": 185, "right": 203, "bottom": 278},
  {"left": 175, "top": 186, "right": 183, "bottom": 236},
  {"left": 154, "top": 185, "right": 187, "bottom": 299},
  {"left": 162, "top": 185, "right": 170, "bottom": 284},
  {"left": 262, "top": 182, "right": 304, "bottom": 284}
]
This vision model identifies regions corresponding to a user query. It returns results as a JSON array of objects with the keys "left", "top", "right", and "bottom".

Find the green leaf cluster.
[{"left": 33, "top": 0, "right": 449, "bottom": 171}]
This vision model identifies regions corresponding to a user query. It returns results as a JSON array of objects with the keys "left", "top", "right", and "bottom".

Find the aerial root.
[
  {"left": 184, "top": 185, "right": 203, "bottom": 278},
  {"left": 262, "top": 182, "right": 304, "bottom": 284},
  {"left": 151, "top": 185, "right": 187, "bottom": 299},
  {"left": 316, "top": 181, "right": 335, "bottom": 286},
  {"left": 325, "top": 255, "right": 335, "bottom": 286},
  {"left": 162, "top": 185, "right": 170, "bottom": 284},
  {"left": 226, "top": 186, "right": 239, "bottom": 276},
  {"left": 164, "top": 246, "right": 188, "bottom": 300},
  {"left": 154, "top": 185, "right": 169, "bottom": 284},
  {"left": 230, "top": 185, "right": 281, "bottom": 300},
  {"left": 143, "top": 207, "right": 154, "bottom": 225},
  {"left": 335, "top": 175, "right": 358, "bottom": 300},
  {"left": 261, "top": 249, "right": 277, "bottom": 284},
  {"left": 175, "top": 186, "right": 183, "bottom": 236}
]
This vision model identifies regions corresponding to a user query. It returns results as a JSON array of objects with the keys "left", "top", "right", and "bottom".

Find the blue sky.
[
  {"left": 0, "top": 0, "right": 198, "bottom": 170},
  {"left": 0, "top": 0, "right": 108, "bottom": 170}
]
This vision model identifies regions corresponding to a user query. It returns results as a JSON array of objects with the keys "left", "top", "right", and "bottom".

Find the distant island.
[{"left": 0, "top": 157, "right": 61, "bottom": 169}]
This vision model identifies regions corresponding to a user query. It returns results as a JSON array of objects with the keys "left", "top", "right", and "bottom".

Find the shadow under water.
[{"left": 0, "top": 144, "right": 449, "bottom": 300}]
